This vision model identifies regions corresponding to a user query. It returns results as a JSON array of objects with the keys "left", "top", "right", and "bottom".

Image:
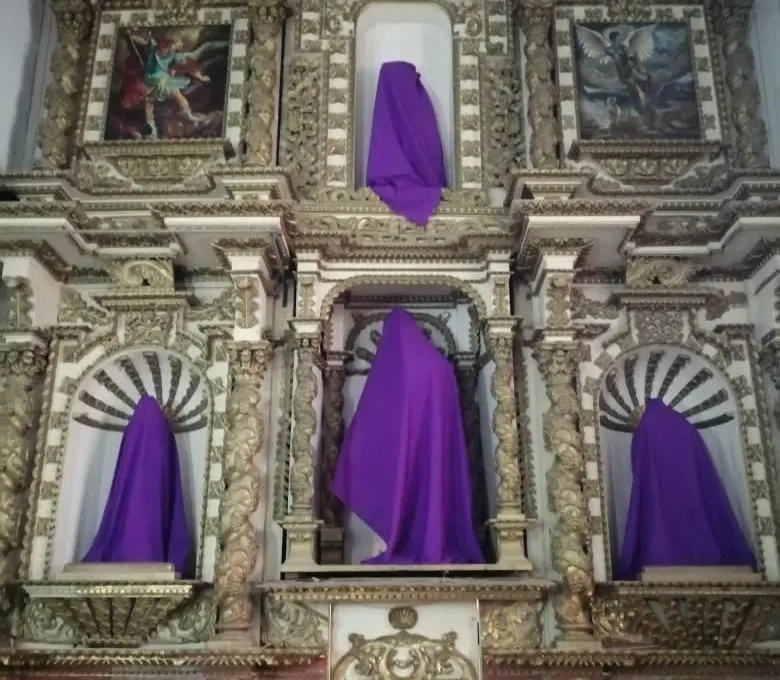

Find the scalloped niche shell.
[
  {"left": 599, "top": 345, "right": 755, "bottom": 572},
  {"left": 50, "top": 349, "right": 211, "bottom": 578}
]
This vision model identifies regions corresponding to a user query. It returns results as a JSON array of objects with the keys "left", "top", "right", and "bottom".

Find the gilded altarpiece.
[{"left": 0, "top": 0, "right": 780, "bottom": 676}]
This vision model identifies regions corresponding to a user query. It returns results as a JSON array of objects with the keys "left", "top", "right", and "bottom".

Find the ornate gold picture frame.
[
  {"left": 555, "top": 4, "right": 725, "bottom": 181},
  {"left": 78, "top": 5, "right": 249, "bottom": 162}
]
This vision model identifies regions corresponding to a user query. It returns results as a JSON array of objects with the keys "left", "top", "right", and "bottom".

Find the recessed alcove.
[
  {"left": 50, "top": 348, "right": 211, "bottom": 579},
  {"left": 274, "top": 279, "right": 534, "bottom": 577},
  {"left": 353, "top": 2, "right": 455, "bottom": 188},
  {"left": 599, "top": 345, "right": 756, "bottom": 578}
]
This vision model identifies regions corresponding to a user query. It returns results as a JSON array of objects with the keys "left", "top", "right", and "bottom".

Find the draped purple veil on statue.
[
  {"left": 82, "top": 395, "right": 192, "bottom": 577},
  {"left": 617, "top": 399, "right": 756, "bottom": 580},
  {"left": 331, "top": 308, "right": 483, "bottom": 565},
  {"left": 365, "top": 62, "right": 447, "bottom": 227}
]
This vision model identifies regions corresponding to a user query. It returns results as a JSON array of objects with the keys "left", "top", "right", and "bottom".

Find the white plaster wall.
[
  {"left": 750, "top": 0, "right": 780, "bottom": 168},
  {"left": 0, "top": 0, "right": 52, "bottom": 171},
  {"left": 353, "top": 2, "right": 455, "bottom": 188}
]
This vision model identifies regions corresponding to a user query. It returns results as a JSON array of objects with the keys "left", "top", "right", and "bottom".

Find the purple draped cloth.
[
  {"left": 82, "top": 395, "right": 192, "bottom": 577},
  {"left": 366, "top": 62, "right": 447, "bottom": 227},
  {"left": 617, "top": 399, "right": 756, "bottom": 580},
  {"left": 331, "top": 308, "right": 483, "bottom": 564}
]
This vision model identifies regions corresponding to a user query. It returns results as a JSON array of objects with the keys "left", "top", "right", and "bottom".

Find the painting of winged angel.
[
  {"left": 573, "top": 22, "right": 701, "bottom": 140},
  {"left": 104, "top": 25, "right": 231, "bottom": 141}
]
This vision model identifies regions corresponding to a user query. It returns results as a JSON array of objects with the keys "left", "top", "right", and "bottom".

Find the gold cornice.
[
  {"left": 1, "top": 648, "right": 778, "bottom": 669},
  {"left": 259, "top": 580, "right": 552, "bottom": 603}
]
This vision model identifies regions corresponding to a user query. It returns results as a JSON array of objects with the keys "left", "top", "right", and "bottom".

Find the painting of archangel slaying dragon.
[
  {"left": 573, "top": 22, "right": 701, "bottom": 140},
  {"left": 104, "top": 25, "right": 231, "bottom": 141}
]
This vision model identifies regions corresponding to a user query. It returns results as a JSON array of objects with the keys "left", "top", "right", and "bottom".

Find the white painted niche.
[{"left": 353, "top": 2, "right": 456, "bottom": 188}]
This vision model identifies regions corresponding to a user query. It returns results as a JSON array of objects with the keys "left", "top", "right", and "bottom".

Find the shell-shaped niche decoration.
[
  {"left": 73, "top": 350, "right": 209, "bottom": 433},
  {"left": 599, "top": 347, "right": 735, "bottom": 433}
]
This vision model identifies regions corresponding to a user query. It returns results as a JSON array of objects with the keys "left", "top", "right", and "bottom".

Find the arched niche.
[
  {"left": 599, "top": 345, "right": 755, "bottom": 576},
  {"left": 50, "top": 349, "right": 211, "bottom": 578},
  {"left": 353, "top": 2, "right": 455, "bottom": 188},
  {"left": 322, "top": 281, "right": 493, "bottom": 565}
]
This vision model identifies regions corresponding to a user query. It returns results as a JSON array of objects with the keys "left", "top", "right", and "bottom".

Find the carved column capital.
[
  {"left": 229, "top": 342, "right": 273, "bottom": 378},
  {"left": 534, "top": 341, "right": 582, "bottom": 382},
  {"left": 248, "top": 0, "right": 288, "bottom": 27}
]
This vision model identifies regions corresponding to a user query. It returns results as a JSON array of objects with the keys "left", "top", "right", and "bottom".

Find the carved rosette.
[
  {"left": 519, "top": 1, "right": 559, "bottom": 169},
  {"left": 320, "top": 354, "right": 347, "bottom": 527},
  {"left": 37, "top": 0, "right": 93, "bottom": 169},
  {"left": 245, "top": 0, "right": 287, "bottom": 165},
  {"left": 0, "top": 341, "right": 49, "bottom": 633},
  {"left": 214, "top": 342, "right": 272, "bottom": 637},
  {"left": 710, "top": 0, "right": 769, "bottom": 168},
  {"left": 535, "top": 344, "right": 596, "bottom": 647}
]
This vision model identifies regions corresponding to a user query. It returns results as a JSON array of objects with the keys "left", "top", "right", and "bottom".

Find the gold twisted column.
[
  {"left": 0, "top": 339, "right": 49, "bottom": 639},
  {"left": 245, "top": 0, "right": 287, "bottom": 165},
  {"left": 37, "top": 0, "right": 93, "bottom": 169},
  {"left": 486, "top": 320, "right": 532, "bottom": 571},
  {"left": 710, "top": 0, "right": 769, "bottom": 168},
  {"left": 214, "top": 342, "right": 272, "bottom": 640},
  {"left": 319, "top": 351, "right": 348, "bottom": 564},
  {"left": 280, "top": 325, "right": 323, "bottom": 570},
  {"left": 519, "top": 1, "right": 559, "bottom": 168},
  {"left": 535, "top": 344, "right": 598, "bottom": 648}
]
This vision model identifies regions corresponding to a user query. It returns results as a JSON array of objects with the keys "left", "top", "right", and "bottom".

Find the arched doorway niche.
[
  {"left": 50, "top": 348, "right": 213, "bottom": 579},
  {"left": 597, "top": 345, "right": 755, "bottom": 578}
]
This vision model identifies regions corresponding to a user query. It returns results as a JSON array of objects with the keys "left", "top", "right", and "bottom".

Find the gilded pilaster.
[
  {"left": 245, "top": 0, "right": 287, "bottom": 165},
  {"left": 0, "top": 338, "right": 49, "bottom": 638},
  {"left": 214, "top": 342, "right": 272, "bottom": 640},
  {"left": 518, "top": 1, "right": 559, "bottom": 169},
  {"left": 532, "top": 261, "right": 598, "bottom": 648},
  {"left": 280, "top": 321, "right": 323, "bottom": 570},
  {"left": 535, "top": 343, "right": 596, "bottom": 648},
  {"left": 709, "top": 0, "right": 769, "bottom": 168},
  {"left": 319, "top": 351, "right": 348, "bottom": 565},
  {"left": 37, "top": 0, "right": 93, "bottom": 169},
  {"left": 485, "top": 319, "right": 532, "bottom": 571}
]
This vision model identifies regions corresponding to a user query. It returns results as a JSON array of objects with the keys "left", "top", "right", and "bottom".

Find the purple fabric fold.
[
  {"left": 366, "top": 61, "right": 446, "bottom": 227},
  {"left": 617, "top": 398, "right": 755, "bottom": 580},
  {"left": 331, "top": 308, "right": 483, "bottom": 565},
  {"left": 82, "top": 395, "right": 192, "bottom": 577}
]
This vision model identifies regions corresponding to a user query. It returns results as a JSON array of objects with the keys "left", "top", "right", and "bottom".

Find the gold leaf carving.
[{"left": 331, "top": 606, "right": 478, "bottom": 680}]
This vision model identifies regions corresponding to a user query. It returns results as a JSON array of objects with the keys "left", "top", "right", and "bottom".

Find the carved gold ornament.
[{"left": 331, "top": 606, "right": 478, "bottom": 680}]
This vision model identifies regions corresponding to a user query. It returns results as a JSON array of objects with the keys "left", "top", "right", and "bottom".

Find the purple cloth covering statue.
[
  {"left": 617, "top": 399, "right": 756, "bottom": 580},
  {"left": 82, "top": 395, "right": 192, "bottom": 577},
  {"left": 331, "top": 308, "right": 483, "bottom": 565},
  {"left": 365, "top": 62, "right": 447, "bottom": 227}
]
